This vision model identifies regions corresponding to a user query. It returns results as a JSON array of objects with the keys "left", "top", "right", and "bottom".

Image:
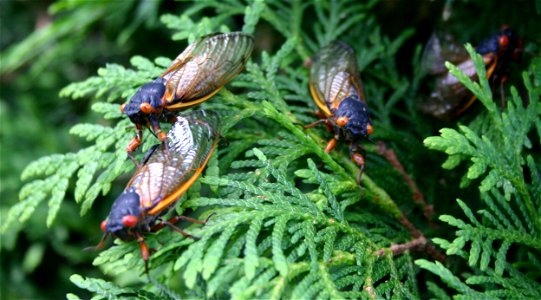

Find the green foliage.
[
  {"left": 4, "top": 1, "right": 425, "bottom": 298},
  {"left": 3, "top": 0, "right": 540, "bottom": 299},
  {"left": 0, "top": 0, "right": 163, "bottom": 76},
  {"left": 418, "top": 45, "right": 541, "bottom": 298},
  {"left": 0, "top": 1, "right": 174, "bottom": 298}
]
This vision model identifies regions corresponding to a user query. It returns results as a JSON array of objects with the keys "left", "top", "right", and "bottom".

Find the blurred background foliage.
[{"left": 0, "top": 0, "right": 539, "bottom": 299}]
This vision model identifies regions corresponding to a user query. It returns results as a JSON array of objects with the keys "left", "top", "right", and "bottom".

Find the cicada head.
[
  {"left": 102, "top": 187, "right": 143, "bottom": 241},
  {"left": 476, "top": 26, "right": 521, "bottom": 60},
  {"left": 121, "top": 78, "right": 167, "bottom": 126},
  {"left": 334, "top": 96, "right": 373, "bottom": 142}
]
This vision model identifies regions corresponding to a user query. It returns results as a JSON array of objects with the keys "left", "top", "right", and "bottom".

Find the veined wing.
[
  {"left": 161, "top": 32, "right": 254, "bottom": 108},
  {"left": 421, "top": 31, "right": 469, "bottom": 75},
  {"left": 309, "top": 41, "right": 365, "bottom": 116},
  {"left": 420, "top": 56, "right": 496, "bottom": 119},
  {"left": 125, "top": 111, "right": 221, "bottom": 214}
]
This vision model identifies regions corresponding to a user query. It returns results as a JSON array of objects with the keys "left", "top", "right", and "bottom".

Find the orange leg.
[
  {"left": 305, "top": 111, "right": 332, "bottom": 129},
  {"left": 140, "top": 214, "right": 211, "bottom": 275},
  {"left": 150, "top": 213, "right": 215, "bottom": 239},
  {"left": 163, "top": 222, "right": 199, "bottom": 239},
  {"left": 126, "top": 124, "right": 143, "bottom": 167},
  {"left": 136, "top": 234, "right": 150, "bottom": 275},
  {"left": 324, "top": 120, "right": 333, "bottom": 132},
  {"left": 499, "top": 75, "right": 509, "bottom": 109},
  {"left": 304, "top": 119, "right": 327, "bottom": 129},
  {"left": 351, "top": 152, "right": 366, "bottom": 185},
  {"left": 325, "top": 138, "right": 338, "bottom": 153},
  {"left": 304, "top": 113, "right": 340, "bottom": 157},
  {"left": 148, "top": 115, "right": 168, "bottom": 153},
  {"left": 149, "top": 117, "right": 167, "bottom": 143},
  {"left": 150, "top": 215, "right": 208, "bottom": 232},
  {"left": 313, "top": 110, "right": 326, "bottom": 119},
  {"left": 350, "top": 144, "right": 366, "bottom": 185},
  {"left": 84, "top": 232, "right": 110, "bottom": 252}
]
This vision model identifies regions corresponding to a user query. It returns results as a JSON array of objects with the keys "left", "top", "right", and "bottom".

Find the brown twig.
[
  {"left": 374, "top": 232, "right": 446, "bottom": 263},
  {"left": 371, "top": 214, "right": 447, "bottom": 262},
  {"left": 374, "top": 235, "right": 427, "bottom": 257},
  {"left": 374, "top": 142, "right": 446, "bottom": 261}
]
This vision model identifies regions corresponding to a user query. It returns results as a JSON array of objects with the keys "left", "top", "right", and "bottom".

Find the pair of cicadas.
[
  {"left": 306, "top": 26, "right": 522, "bottom": 180},
  {"left": 96, "top": 32, "right": 254, "bottom": 272},
  {"left": 419, "top": 26, "right": 522, "bottom": 120},
  {"left": 121, "top": 32, "right": 254, "bottom": 161}
]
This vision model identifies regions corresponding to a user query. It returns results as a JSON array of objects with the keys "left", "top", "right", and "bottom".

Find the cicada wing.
[
  {"left": 419, "top": 58, "right": 480, "bottom": 119},
  {"left": 161, "top": 32, "right": 254, "bottom": 108},
  {"left": 420, "top": 82, "right": 471, "bottom": 120},
  {"left": 310, "top": 41, "right": 365, "bottom": 114},
  {"left": 126, "top": 111, "right": 220, "bottom": 215},
  {"left": 421, "top": 31, "right": 469, "bottom": 75}
]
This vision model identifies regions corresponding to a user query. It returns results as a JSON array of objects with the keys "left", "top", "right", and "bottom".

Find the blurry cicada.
[
  {"left": 307, "top": 41, "right": 374, "bottom": 182},
  {"left": 96, "top": 110, "right": 220, "bottom": 273},
  {"left": 419, "top": 26, "right": 522, "bottom": 120},
  {"left": 122, "top": 32, "right": 253, "bottom": 161}
]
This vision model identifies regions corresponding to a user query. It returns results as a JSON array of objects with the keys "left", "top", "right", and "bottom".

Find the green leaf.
[
  {"left": 415, "top": 260, "right": 475, "bottom": 295},
  {"left": 272, "top": 215, "right": 289, "bottom": 276},
  {"left": 244, "top": 216, "right": 263, "bottom": 280}
]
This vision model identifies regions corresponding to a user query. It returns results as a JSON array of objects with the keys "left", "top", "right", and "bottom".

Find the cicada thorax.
[
  {"left": 121, "top": 32, "right": 253, "bottom": 161},
  {"left": 98, "top": 110, "right": 221, "bottom": 273},
  {"left": 419, "top": 26, "right": 522, "bottom": 120},
  {"left": 308, "top": 41, "right": 374, "bottom": 182}
]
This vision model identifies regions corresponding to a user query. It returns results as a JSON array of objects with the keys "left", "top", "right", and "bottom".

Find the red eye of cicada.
[
  {"left": 367, "top": 124, "right": 374, "bottom": 135},
  {"left": 336, "top": 116, "right": 349, "bottom": 127},
  {"left": 122, "top": 215, "right": 139, "bottom": 228},
  {"left": 498, "top": 35, "right": 509, "bottom": 50},
  {"left": 100, "top": 220, "right": 107, "bottom": 232}
]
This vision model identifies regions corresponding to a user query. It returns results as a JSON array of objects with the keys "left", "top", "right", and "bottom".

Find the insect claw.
[
  {"left": 145, "top": 269, "right": 151, "bottom": 282},
  {"left": 350, "top": 146, "right": 366, "bottom": 185},
  {"left": 356, "top": 164, "right": 365, "bottom": 185},
  {"left": 292, "top": 122, "right": 305, "bottom": 128},
  {"left": 84, "top": 233, "right": 110, "bottom": 252},
  {"left": 127, "top": 152, "right": 141, "bottom": 168},
  {"left": 166, "top": 222, "right": 199, "bottom": 239},
  {"left": 499, "top": 78, "right": 507, "bottom": 109},
  {"left": 304, "top": 119, "right": 327, "bottom": 129},
  {"left": 204, "top": 212, "right": 216, "bottom": 224},
  {"left": 163, "top": 139, "right": 169, "bottom": 152}
]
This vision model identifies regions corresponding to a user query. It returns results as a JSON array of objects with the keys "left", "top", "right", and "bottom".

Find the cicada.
[
  {"left": 121, "top": 32, "right": 253, "bottom": 161},
  {"left": 419, "top": 26, "right": 522, "bottom": 120},
  {"left": 96, "top": 110, "right": 220, "bottom": 273},
  {"left": 307, "top": 41, "right": 374, "bottom": 182}
]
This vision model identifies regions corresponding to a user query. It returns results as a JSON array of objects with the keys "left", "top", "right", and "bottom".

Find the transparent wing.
[
  {"left": 419, "top": 57, "right": 497, "bottom": 119},
  {"left": 309, "top": 41, "right": 365, "bottom": 115},
  {"left": 421, "top": 31, "right": 469, "bottom": 75},
  {"left": 125, "top": 111, "right": 221, "bottom": 214},
  {"left": 161, "top": 32, "right": 254, "bottom": 109}
]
